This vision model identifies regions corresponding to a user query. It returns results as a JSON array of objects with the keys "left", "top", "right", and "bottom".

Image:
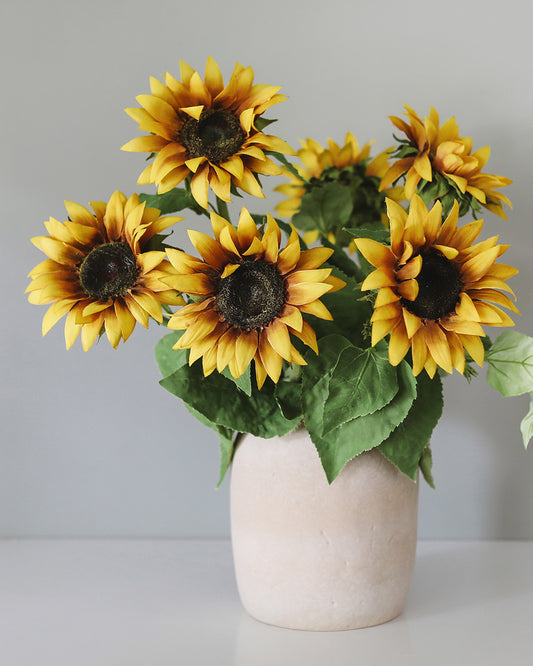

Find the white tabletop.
[{"left": 0, "top": 539, "right": 531, "bottom": 666}]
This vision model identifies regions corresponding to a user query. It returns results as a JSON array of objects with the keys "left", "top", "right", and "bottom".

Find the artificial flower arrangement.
[{"left": 27, "top": 57, "right": 533, "bottom": 487}]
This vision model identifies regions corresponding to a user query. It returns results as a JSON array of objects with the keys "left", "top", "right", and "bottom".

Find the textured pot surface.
[{"left": 230, "top": 427, "right": 419, "bottom": 631}]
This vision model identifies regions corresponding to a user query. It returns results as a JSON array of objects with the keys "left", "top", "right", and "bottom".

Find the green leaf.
[
  {"left": 301, "top": 334, "right": 355, "bottom": 432},
  {"left": 292, "top": 181, "right": 353, "bottom": 234},
  {"left": 155, "top": 332, "right": 238, "bottom": 486},
  {"left": 275, "top": 380, "right": 303, "bottom": 421},
  {"left": 379, "top": 372, "right": 443, "bottom": 481},
  {"left": 486, "top": 331, "right": 533, "bottom": 397},
  {"left": 221, "top": 365, "right": 252, "bottom": 396},
  {"left": 520, "top": 394, "right": 533, "bottom": 450},
  {"left": 322, "top": 345, "right": 399, "bottom": 435},
  {"left": 311, "top": 270, "right": 372, "bottom": 347},
  {"left": 270, "top": 151, "right": 301, "bottom": 180},
  {"left": 419, "top": 446, "right": 435, "bottom": 489},
  {"left": 255, "top": 116, "right": 277, "bottom": 132},
  {"left": 155, "top": 331, "right": 188, "bottom": 377},
  {"left": 303, "top": 350, "right": 416, "bottom": 483},
  {"left": 159, "top": 360, "right": 301, "bottom": 438},
  {"left": 343, "top": 225, "right": 391, "bottom": 244},
  {"left": 139, "top": 188, "right": 204, "bottom": 215},
  {"left": 217, "top": 429, "right": 237, "bottom": 486},
  {"left": 183, "top": 404, "right": 236, "bottom": 486}
]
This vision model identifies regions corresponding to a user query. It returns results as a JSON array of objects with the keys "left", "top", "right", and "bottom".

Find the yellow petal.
[
  {"left": 388, "top": 322, "right": 411, "bottom": 366},
  {"left": 296, "top": 247, "right": 333, "bottom": 270},
  {"left": 286, "top": 282, "right": 332, "bottom": 306},
  {"left": 371, "top": 319, "right": 396, "bottom": 346},
  {"left": 121, "top": 135, "right": 168, "bottom": 153},
  {"left": 298, "top": 299, "right": 333, "bottom": 321},
  {"left": 397, "top": 279, "right": 419, "bottom": 301},
  {"left": 265, "top": 319, "right": 292, "bottom": 361},
  {"left": 114, "top": 299, "right": 137, "bottom": 342},
  {"left": 425, "top": 323, "right": 453, "bottom": 373},
  {"left": 355, "top": 238, "right": 395, "bottom": 268},
  {"left": 190, "top": 166, "right": 210, "bottom": 209},
  {"left": 459, "top": 334, "right": 485, "bottom": 367},
  {"left": 237, "top": 207, "right": 259, "bottom": 249},
  {"left": 254, "top": 353, "right": 268, "bottom": 390},
  {"left": 104, "top": 311, "right": 122, "bottom": 348},
  {"left": 234, "top": 330, "right": 260, "bottom": 377},
  {"left": 258, "top": 332, "right": 283, "bottom": 383},
  {"left": 461, "top": 246, "right": 500, "bottom": 283},
  {"left": 361, "top": 268, "right": 397, "bottom": 291},
  {"left": 455, "top": 292, "right": 481, "bottom": 322},
  {"left": 81, "top": 315, "right": 104, "bottom": 351},
  {"left": 188, "top": 230, "right": 229, "bottom": 269}
]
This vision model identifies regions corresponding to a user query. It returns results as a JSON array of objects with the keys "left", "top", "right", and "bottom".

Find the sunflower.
[
  {"left": 27, "top": 191, "right": 184, "bottom": 350},
  {"left": 164, "top": 208, "right": 344, "bottom": 388},
  {"left": 380, "top": 105, "right": 512, "bottom": 219},
  {"left": 275, "top": 132, "right": 402, "bottom": 220},
  {"left": 121, "top": 57, "right": 295, "bottom": 209},
  {"left": 354, "top": 195, "right": 519, "bottom": 377}
]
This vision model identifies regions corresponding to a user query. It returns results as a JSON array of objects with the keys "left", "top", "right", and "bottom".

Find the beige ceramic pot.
[{"left": 230, "top": 426, "right": 419, "bottom": 631}]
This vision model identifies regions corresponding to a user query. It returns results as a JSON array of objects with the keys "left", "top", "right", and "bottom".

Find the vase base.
[{"left": 241, "top": 605, "right": 405, "bottom": 632}]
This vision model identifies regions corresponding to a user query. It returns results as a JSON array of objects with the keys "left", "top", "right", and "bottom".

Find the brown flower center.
[
  {"left": 216, "top": 259, "right": 286, "bottom": 330},
  {"left": 79, "top": 242, "right": 139, "bottom": 300},
  {"left": 401, "top": 250, "right": 463, "bottom": 321},
  {"left": 180, "top": 108, "right": 246, "bottom": 163}
]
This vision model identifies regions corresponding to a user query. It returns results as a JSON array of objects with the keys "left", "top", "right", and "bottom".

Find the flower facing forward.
[
  {"left": 27, "top": 192, "right": 184, "bottom": 350},
  {"left": 355, "top": 195, "right": 519, "bottom": 376},
  {"left": 276, "top": 132, "right": 403, "bottom": 221},
  {"left": 122, "top": 58, "right": 295, "bottom": 208},
  {"left": 164, "top": 208, "right": 344, "bottom": 388},
  {"left": 380, "top": 105, "right": 512, "bottom": 218}
]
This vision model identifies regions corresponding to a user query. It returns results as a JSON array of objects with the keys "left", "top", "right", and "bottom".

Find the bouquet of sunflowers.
[{"left": 27, "top": 58, "right": 533, "bottom": 486}]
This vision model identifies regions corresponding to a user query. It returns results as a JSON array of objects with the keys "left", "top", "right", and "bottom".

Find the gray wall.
[{"left": 2, "top": 0, "right": 533, "bottom": 538}]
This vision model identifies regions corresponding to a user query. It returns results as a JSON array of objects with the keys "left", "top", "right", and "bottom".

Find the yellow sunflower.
[
  {"left": 354, "top": 195, "right": 518, "bottom": 377},
  {"left": 164, "top": 208, "right": 344, "bottom": 388},
  {"left": 27, "top": 191, "right": 184, "bottom": 350},
  {"left": 275, "top": 132, "right": 403, "bottom": 220},
  {"left": 380, "top": 105, "right": 512, "bottom": 219},
  {"left": 121, "top": 57, "right": 295, "bottom": 209}
]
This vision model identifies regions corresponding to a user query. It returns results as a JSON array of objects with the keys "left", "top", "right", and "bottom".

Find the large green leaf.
[
  {"left": 155, "top": 331, "right": 188, "bottom": 377},
  {"left": 301, "top": 334, "right": 358, "bottom": 432},
  {"left": 486, "top": 331, "right": 533, "bottom": 397},
  {"left": 379, "top": 372, "right": 443, "bottom": 481},
  {"left": 303, "top": 351, "right": 416, "bottom": 483},
  {"left": 292, "top": 181, "right": 353, "bottom": 234},
  {"left": 160, "top": 360, "right": 300, "bottom": 438},
  {"left": 322, "top": 345, "right": 399, "bottom": 435}
]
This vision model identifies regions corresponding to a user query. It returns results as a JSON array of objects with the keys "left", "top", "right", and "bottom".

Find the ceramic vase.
[{"left": 230, "top": 426, "right": 419, "bottom": 631}]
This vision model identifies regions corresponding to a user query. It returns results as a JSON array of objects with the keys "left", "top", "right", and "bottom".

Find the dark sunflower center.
[
  {"left": 79, "top": 242, "right": 139, "bottom": 300},
  {"left": 180, "top": 109, "right": 246, "bottom": 163},
  {"left": 216, "top": 260, "right": 286, "bottom": 330},
  {"left": 401, "top": 250, "right": 463, "bottom": 321}
]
